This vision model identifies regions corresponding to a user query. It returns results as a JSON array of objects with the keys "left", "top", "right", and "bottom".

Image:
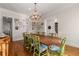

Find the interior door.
[{"left": 3, "top": 16, "right": 13, "bottom": 41}]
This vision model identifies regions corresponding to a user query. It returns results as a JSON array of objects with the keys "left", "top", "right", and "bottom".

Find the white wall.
[
  {"left": 0, "top": 8, "right": 28, "bottom": 41},
  {"left": 44, "top": 16, "right": 55, "bottom": 36},
  {"left": 46, "top": 5, "right": 79, "bottom": 48}
]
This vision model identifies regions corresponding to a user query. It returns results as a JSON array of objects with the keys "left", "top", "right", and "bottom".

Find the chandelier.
[{"left": 30, "top": 3, "right": 41, "bottom": 22}]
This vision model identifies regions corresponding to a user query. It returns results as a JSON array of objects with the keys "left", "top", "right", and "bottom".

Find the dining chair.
[
  {"left": 39, "top": 32, "right": 44, "bottom": 36},
  {"left": 49, "top": 37, "right": 66, "bottom": 56},
  {"left": 28, "top": 35, "right": 35, "bottom": 52},
  {"left": 59, "top": 38, "right": 66, "bottom": 56},
  {"left": 23, "top": 33, "right": 28, "bottom": 46},
  {"left": 33, "top": 35, "right": 49, "bottom": 56},
  {"left": 23, "top": 33, "right": 31, "bottom": 51}
]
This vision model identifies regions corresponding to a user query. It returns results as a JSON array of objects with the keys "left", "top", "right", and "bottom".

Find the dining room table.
[
  {"left": 29, "top": 33, "right": 61, "bottom": 47},
  {"left": 39, "top": 35, "right": 61, "bottom": 47}
]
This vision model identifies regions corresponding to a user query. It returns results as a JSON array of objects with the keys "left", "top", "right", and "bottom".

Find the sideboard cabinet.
[{"left": 0, "top": 36, "right": 10, "bottom": 56}]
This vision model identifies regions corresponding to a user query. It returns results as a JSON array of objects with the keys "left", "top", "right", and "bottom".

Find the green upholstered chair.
[
  {"left": 28, "top": 35, "right": 35, "bottom": 52},
  {"left": 23, "top": 33, "right": 30, "bottom": 51},
  {"left": 23, "top": 33, "right": 33, "bottom": 51},
  {"left": 59, "top": 38, "right": 66, "bottom": 56},
  {"left": 33, "top": 35, "right": 49, "bottom": 56},
  {"left": 23, "top": 33, "right": 29, "bottom": 47},
  {"left": 49, "top": 37, "right": 66, "bottom": 56}
]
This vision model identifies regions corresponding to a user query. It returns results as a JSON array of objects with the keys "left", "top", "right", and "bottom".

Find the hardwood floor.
[
  {"left": 9, "top": 40, "right": 79, "bottom": 56},
  {"left": 9, "top": 40, "right": 32, "bottom": 56},
  {"left": 65, "top": 45, "right": 79, "bottom": 56}
]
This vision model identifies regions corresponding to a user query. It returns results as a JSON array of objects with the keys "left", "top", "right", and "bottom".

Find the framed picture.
[{"left": 48, "top": 26, "right": 51, "bottom": 29}]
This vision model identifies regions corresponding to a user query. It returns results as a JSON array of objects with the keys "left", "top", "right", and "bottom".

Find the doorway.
[{"left": 2, "top": 16, "right": 13, "bottom": 41}]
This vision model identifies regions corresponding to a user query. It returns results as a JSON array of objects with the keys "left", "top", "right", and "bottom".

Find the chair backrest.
[
  {"left": 23, "top": 33, "right": 30, "bottom": 47},
  {"left": 33, "top": 35, "right": 40, "bottom": 56},
  {"left": 23, "top": 33, "right": 29, "bottom": 42},
  {"left": 39, "top": 32, "right": 44, "bottom": 35},
  {"left": 28, "top": 35, "right": 34, "bottom": 45},
  {"left": 60, "top": 37, "right": 66, "bottom": 56}
]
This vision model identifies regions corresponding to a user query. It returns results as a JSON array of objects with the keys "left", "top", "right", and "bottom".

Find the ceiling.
[{"left": 0, "top": 3, "right": 77, "bottom": 16}]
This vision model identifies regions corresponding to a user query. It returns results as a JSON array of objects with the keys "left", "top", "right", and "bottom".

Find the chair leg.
[{"left": 47, "top": 49, "right": 50, "bottom": 56}]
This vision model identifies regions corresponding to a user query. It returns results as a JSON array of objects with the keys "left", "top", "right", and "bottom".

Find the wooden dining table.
[
  {"left": 29, "top": 33, "right": 61, "bottom": 47},
  {"left": 39, "top": 35, "right": 61, "bottom": 47}
]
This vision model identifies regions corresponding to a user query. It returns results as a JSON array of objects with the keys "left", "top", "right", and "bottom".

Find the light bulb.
[{"left": 55, "top": 18, "right": 58, "bottom": 22}]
